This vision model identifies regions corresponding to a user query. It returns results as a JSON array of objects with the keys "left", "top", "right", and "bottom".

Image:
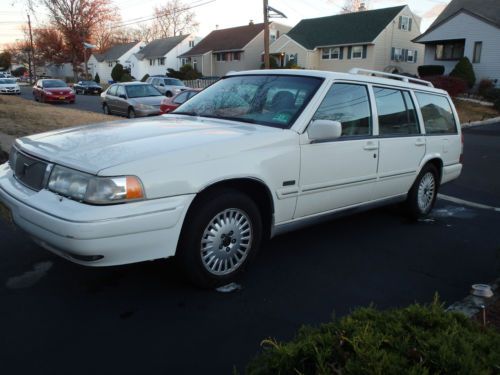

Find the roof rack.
[{"left": 349, "top": 68, "right": 434, "bottom": 87}]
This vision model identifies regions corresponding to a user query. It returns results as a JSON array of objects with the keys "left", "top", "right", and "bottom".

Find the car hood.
[{"left": 15, "top": 115, "right": 288, "bottom": 174}]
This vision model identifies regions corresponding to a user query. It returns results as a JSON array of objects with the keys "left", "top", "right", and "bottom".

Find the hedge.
[
  {"left": 427, "top": 76, "right": 467, "bottom": 98},
  {"left": 418, "top": 65, "right": 445, "bottom": 77},
  {"left": 247, "top": 298, "right": 500, "bottom": 375}
]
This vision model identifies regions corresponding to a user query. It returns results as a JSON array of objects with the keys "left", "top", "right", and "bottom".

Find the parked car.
[
  {"left": 146, "top": 76, "right": 188, "bottom": 97},
  {"left": 0, "top": 78, "right": 21, "bottom": 95},
  {"left": 0, "top": 69, "right": 463, "bottom": 288},
  {"left": 101, "top": 82, "right": 163, "bottom": 118},
  {"left": 73, "top": 80, "right": 103, "bottom": 95},
  {"left": 160, "top": 88, "right": 201, "bottom": 114},
  {"left": 32, "top": 79, "right": 75, "bottom": 103}
]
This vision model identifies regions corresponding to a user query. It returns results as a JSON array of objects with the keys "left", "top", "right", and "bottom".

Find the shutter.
[
  {"left": 408, "top": 18, "right": 412, "bottom": 31},
  {"left": 362, "top": 45, "right": 367, "bottom": 59},
  {"left": 403, "top": 49, "right": 408, "bottom": 61},
  {"left": 398, "top": 16, "right": 402, "bottom": 29},
  {"left": 391, "top": 47, "right": 395, "bottom": 61},
  {"left": 348, "top": 46, "right": 352, "bottom": 59},
  {"left": 339, "top": 47, "right": 344, "bottom": 60},
  {"left": 294, "top": 53, "right": 298, "bottom": 64},
  {"left": 413, "top": 50, "right": 418, "bottom": 63}
]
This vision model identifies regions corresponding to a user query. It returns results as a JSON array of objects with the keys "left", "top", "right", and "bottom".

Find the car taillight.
[{"left": 459, "top": 132, "right": 464, "bottom": 163}]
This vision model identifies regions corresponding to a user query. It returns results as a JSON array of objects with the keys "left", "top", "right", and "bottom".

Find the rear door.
[
  {"left": 371, "top": 86, "right": 426, "bottom": 199},
  {"left": 106, "top": 84, "right": 118, "bottom": 112},
  {"left": 115, "top": 85, "right": 128, "bottom": 115}
]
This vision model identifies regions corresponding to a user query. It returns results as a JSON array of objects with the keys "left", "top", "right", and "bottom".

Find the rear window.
[
  {"left": 415, "top": 92, "right": 457, "bottom": 134},
  {"left": 374, "top": 87, "right": 419, "bottom": 135}
]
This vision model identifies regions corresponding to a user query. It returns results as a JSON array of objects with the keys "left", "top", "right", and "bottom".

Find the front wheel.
[
  {"left": 406, "top": 164, "right": 439, "bottom": 219},
  {"left": 177, "top": 189, "right": 262, "bottom": 288},
  {"left": 127, "top": 107, "right": 136, "bottom": 118}
]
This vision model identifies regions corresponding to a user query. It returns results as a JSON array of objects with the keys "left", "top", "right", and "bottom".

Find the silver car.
[
  {"left": 101, "top": 82, "right": 164, "bottom": 118},
  {"left": 146, "top": 76, "right": 188, "bottom": 97}
]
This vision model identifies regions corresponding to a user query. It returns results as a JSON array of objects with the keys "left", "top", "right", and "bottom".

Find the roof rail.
[{"left": 349, "top": 68, "right": 434, "bottom": 88}]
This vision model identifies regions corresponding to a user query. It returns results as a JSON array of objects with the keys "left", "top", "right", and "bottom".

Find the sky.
[{"left": 0, "top": 0, "right": 450, "bottom": 51}]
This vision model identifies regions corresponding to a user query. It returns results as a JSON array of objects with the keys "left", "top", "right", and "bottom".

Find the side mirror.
[
  {"left": 159, "top": 83, "right": 165, "bottom": 87},
  {"left": 119, "top": 94, "right": 127, "bottom": 99},
  {"left": 307, "top": 120, "right": 342, "bottom": 142}
]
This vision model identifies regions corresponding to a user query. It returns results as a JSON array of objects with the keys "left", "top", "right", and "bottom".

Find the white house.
[
  {"left": 127, "top": 35, "right": 197, "bottom": 80},
  {"left": 269, "top": 5, "right": 424, "bottom": 75},
  {"left": 88, "top": 41, "right": 145, "bottom": 83},
  {"left": 414, "top": 0, "right": 500, "bottom": 85}
]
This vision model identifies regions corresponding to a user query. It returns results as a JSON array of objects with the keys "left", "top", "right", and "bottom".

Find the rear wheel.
[
  {"left": 177, "top": 189, "right": 262, "bottom": 288},
  {"left": 406, "top": 164, "right": 439, "bottom": 219},
  {"left": 103, "top": 103, "right": 111, "bottom": 115}
]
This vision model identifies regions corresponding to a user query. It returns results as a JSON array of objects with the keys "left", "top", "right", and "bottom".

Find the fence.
[{"left": 183, "top": 78, "right": 219, "bottom": 89}]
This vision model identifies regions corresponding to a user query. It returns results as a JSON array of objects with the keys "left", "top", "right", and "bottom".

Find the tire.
[
  {"left": 165, "top": 91, "right": 172, "bottom": 97},
  {"left": 103, "top": 103, "right": 111, "bottom": 115},
  {"left": 127, "top": 107, "right": 136, "bottom": 118},
  {"left": 177, "top": 189, "right": 262, "bottom": 288},
  {"left": 406, "top": 164, "right": 439, "bottom": 219}
]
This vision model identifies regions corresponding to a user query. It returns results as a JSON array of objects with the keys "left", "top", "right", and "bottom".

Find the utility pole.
[
  {"left": 263, "top": 0, "right": 270, "bottom": 69},
  {"left": 27, "top": 13, "right": 35, "bottom": 84}
]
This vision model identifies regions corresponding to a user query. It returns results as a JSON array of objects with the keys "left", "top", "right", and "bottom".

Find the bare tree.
[
  {"left": 340, "top": 0, "right": 368, "bottom": 14},
  {"left": 153, "top": 0, "right": 199, "bottom": 38},
  {"left": 41, "top": 0, "right": 116, "bottom": 78}
]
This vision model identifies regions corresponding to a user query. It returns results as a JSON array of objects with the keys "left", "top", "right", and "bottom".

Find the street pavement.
[
  {"left": 0, "top": 123, "right": 499, "bottom": 374},
  {"left": 19, "top": 85, "right": 103, "bottom": 114}
]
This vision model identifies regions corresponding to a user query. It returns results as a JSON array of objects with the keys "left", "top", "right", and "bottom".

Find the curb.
[
  {"left": 447, "top": 277, "right": 500, "bottom": 317},
  {"left": 461, "top": 116, "right": 500, "bottom": 128}
]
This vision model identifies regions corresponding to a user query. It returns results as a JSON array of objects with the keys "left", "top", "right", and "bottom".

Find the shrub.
[
  {"left": 94, "top": 73, "right": 100, "bottom": 83},
  {"left": 140, "top": 73, "right": 150, "bottom": 82},
  {"left": 450, "top": 57, "right": 476, "bottom": 88},
  {"left": 427, "top": 75, "right": 467, "bottom": 97},
  {"left": 418, "top": 65, "right": 445, "bottom": 77},
  {"left": 494, "top": 98, "right": 500, "bottom": 112},
  {"left": 478, "top": 79, "right": 493, "bottom": 97},
  {"left": 484, "top": 88, "right": 500, "bottom": 102},
  {"left": 11, "top": 66, "right": 27, "bottom": 77},
  {"left": 120, "top": 72, "right": 132, "bottom": 82},
  {"left": 180, "top": 64, "right": 202, "bottom": 80},
  {"left": 260, "top": 57, "right": 280, "bottom": 69},
  {"left": 247, "top": 298, "right": 500, "bottom": 375},
  {"left": 111, "top": 63, "right": 124, "bottom": 82}
]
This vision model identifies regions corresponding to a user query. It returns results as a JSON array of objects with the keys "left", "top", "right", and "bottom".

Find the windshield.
[
  {"left": 165, "top": 78, "right": 184, "bottom": 86},
  {"left": 125, "top": 84, "right": 162, "bottom": 98},
  {"left": 81, "top": 81, "right": 96, "bottom": 85},
  {"left": 0, "top": 78, "right": 16, "bottom": 84},
  {"left": 172, "top": 75, "right": 323, "bottom": 129},
  {"left": 43, "top": 80, "right": 67, "bottom": 88}
]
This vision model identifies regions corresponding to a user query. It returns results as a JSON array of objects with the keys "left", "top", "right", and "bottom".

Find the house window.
[
  {"left": 108, "top": 61, "right": 113, "bottom": 67},
  {"left": 393, "top": 48, "right": 403, "bottom": 61},
  {"left": 233, "top": 52, "right": 241, "bottom": 61},
  {"left": 149, "top": 59, "right": 155, "bottom": 66},
  {"left": 391, "top": 48, "right": 418, "bottom": 63},
  {"left": 399, "top": 16, "right": 411, "bottom": 31},
  {"left": 473, "top": 41, "right": 482, "bottom": 63},
  {"left": 351, "top": 46, "right": 363, "bottom": 59},
  {"left": 406, "top": 49, "right": 415, "bottom": 63},
  {"left": 192, "top": 58, "right": 197, "bottom": 71},
  {"left": 322, "top": 47, "right": 341, "bottom": 60},
  {"left": 158, "top": 57, "right": 165, "bottom": 65},
  {"left": 189, "top": 40, "right": 195, "bottom": 48},
  {"left": 435, "top": 41, "right": 464, "bottom": 60}
]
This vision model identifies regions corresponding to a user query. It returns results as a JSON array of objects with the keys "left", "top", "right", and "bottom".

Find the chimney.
[
  {"left": 215, "top": 24, "right": 219, "bottom": 29},
  {"left": 249, "top": 20, "right": 254, "bottom": 25},
  {"left": 358, "top": 2, "right": 366, "bottom": 11}
]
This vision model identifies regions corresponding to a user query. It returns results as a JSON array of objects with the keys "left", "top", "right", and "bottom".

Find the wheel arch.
[{"left": 419, "top": 155, "right": 443, "bottom": 183}]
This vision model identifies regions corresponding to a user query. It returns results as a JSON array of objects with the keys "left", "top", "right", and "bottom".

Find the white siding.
[{"left": 418, "top": 12, "right": 500, "bottom": 82}]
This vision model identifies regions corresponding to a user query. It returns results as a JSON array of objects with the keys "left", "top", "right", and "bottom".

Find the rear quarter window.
[{"left": 415, "top": 92, "right": 457, "bottom": 134}]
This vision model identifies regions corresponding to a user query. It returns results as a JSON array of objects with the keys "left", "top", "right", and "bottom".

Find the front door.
[{"left": 295, "top": 82, "right": 378, "bottom": 218}]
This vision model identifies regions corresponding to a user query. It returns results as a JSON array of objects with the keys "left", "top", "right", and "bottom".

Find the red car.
[
  {"left": 160, "top": 88, "right": 201, "bottom": 114},
  {"left": 33, "top": 79, "right": 75, "bottom": 104}
]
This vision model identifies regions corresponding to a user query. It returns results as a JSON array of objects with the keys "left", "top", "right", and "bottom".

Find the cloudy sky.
[{"left": 0, "top": 0, "right": 450, "bottom": 50}]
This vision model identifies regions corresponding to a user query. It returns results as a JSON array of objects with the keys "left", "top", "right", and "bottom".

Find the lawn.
[
  {"left": 0, "top": 95, "right": 116, "bottom": 138},
  {"left": 454, "top": 99, "right": 500, "bottom": 124}
]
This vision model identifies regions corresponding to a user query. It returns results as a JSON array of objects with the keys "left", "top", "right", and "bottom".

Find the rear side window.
[
  {"left": 374, "top": 87, "right": 419, "bottom": 135},
  {"left": 415, "top": 92, "right": 457, "bottom": 134},
  {"left": 313, "top": 83, "right": 372, "bottom": 136},
  {"left": 107, "top": 85, "right": 117, "bottom": 96}
]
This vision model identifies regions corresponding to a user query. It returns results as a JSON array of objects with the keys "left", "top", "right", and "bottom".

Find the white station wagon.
[{"left": 0, "top": 69, "right": 463, "bottom": 287}]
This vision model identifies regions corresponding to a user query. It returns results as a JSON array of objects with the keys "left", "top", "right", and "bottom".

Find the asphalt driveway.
[{"left": 0, "top": 123, "right": 499, "bottom": 374}]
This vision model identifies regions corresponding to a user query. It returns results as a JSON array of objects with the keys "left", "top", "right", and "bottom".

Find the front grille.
[{"left": 9, "top": 148, "right": 49, "bottom": 191}]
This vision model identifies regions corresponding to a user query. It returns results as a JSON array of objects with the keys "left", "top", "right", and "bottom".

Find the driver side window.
[{"left": 313, "top": 83, "right": 372, "bottom": 137}]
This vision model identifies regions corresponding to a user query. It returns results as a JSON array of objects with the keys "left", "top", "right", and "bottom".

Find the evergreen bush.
[
  {"left": 450, "top": 57, "right": 476, "bottom": 88},
  {"left": 111, "top": 63, "right": 124, "bottom": 82}
]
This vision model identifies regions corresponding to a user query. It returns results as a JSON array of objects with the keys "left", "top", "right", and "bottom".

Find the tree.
[
  {"left": 111, "top": 63, "right": 124, "bottom": 81},
  {"left": 41, "top": 0, "right": 116, "bottom": 79},
  {"left": 338, "top": 0, "right": 367, "bottom": 13},
  {"left": 33, "top": 26, "right": 68, "bottom": 66},
  {"left": 153, "top": 0, "right": 199, "bottom": 37},
  {"left": 0, "top": 52, "right": 11, "bottom": 70},
  {"left": 94, "top": 72, "right": 100, "bottom": 83},
  {"left": 167, "top": 64, "right": 201, "bottom": 80}
]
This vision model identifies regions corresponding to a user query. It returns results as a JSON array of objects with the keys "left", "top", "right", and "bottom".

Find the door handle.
[
  {"left": 415, "top": 139, "right": 425, "bottom": 146},
  {"left": 363, "top": 142, "right": 378, "bottom": 151}
]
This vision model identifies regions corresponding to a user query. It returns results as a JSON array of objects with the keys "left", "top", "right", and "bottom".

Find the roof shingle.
[
  {"left": 179, "top": 23, "right": 265, "bottom": 57},
  {"left": 286, "top": 6, "right": 405, "bottom": 50},
  {"left": 93, "top": 41, "right": 139, "bottom": 62},
  {"left": 136, "top": 35, "right": 189, "bottom": 59}
]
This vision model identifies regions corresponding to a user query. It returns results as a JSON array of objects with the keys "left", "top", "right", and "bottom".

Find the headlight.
[
  {"left": 48, "top": 165, "right": 144, "bottom": 204},
  {"left": 135, "top": 103, "right": 155, "bottom": 110}
]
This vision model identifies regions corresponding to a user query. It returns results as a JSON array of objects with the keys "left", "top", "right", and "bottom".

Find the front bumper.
[
  {"left": 44, "top": 94, "right": 75, "bottom": 102},
  {"left": 0, "top": 88, "right": 20, "bottom": 94},
  {"left": 0, "top": 163, "right": 194, "bottom": 266},
  {"left": 135, "top": 108, "right": 161, "bottom": 117}
]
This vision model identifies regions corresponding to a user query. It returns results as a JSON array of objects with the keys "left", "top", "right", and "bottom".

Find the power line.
[{"left": 110, "top": 0, "right": 215, "bottom": 29}]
